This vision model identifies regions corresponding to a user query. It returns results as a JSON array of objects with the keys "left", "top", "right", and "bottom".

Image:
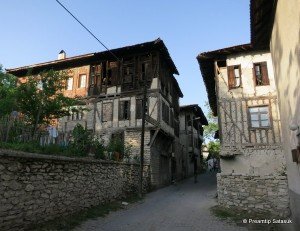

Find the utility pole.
[{"left": 139, "top": 69, "right": 147, "bottom": 198}]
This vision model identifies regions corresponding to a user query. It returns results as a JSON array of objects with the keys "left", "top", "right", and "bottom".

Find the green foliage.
[
  {"left": 207, "top": 141, "right": 220, "bottom": 159},
  {"left": 69, "top": 124, "right": 91, "bottom": 156},
  {"left": 203, "top": 101, "right": 218, "bottom": 141},
  {"left": 0, "top": 65, "right": 17, "bottom": 117},
  {"left": 91, "top": 137, "right": 106, "bottom": 159},
  {"left": 14, "top": 69, "right": 80, "bottom": 135}
]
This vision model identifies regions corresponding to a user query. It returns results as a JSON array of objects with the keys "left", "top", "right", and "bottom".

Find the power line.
[{"left": 55, "top": 0, "right": 120, "bottom": 62}]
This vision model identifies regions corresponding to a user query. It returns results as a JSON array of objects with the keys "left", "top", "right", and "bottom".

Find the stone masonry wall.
[
  {"left": 0, "top": 150, "right": 150, "bottom": 231},
  {"left": 217, "top": 173, "right": 290, "bottom": 217}
]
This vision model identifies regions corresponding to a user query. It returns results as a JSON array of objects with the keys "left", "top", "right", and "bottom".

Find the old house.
[
  {"left": 179, "top": 105, "right": 207, "bottom": 178},
  {"left": 197, "top": 44, "right": 289, "bottom": 216},
  {"left": 251, "top": 0, "right": 300, "bottom": 226},
  {"left": 7, "top": 38, "right": 183, "bottom": 188}
]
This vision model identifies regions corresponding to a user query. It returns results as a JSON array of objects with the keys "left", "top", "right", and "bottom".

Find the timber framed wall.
[{"left": 215, "top": 51, "right": 289, "bottom": 216}]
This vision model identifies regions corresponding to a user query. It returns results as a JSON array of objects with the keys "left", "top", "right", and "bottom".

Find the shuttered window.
[
  {"left": 119, "top": 100, "right": 130, "bottom": 120},
  {"left": 136, "top": 99, "right": 148, "bottom": 119},
  {"left": 227, "top": 65, "right": 241, "bottom": 89},
  {"left": 253, "top": 62, "right": 270, "bottom": 86},
  {"left": 162, "top": 101, "right": 169, "bottom": 124}
]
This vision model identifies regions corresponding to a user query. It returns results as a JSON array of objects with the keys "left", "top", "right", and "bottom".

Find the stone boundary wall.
[
  {"left": 217, "top": 173, "right": 290, "bottom": 217},
  {"left": 0, "top": 149, "right": 150, "bottom": 230}
]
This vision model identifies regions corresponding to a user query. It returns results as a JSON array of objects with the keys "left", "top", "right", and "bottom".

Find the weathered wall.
[
  {"left": 0, "top": 150, "right": 150, "bottom": 231},
  {"left": 216, "top": 51, "right": 289, "bottom": 214},
  {"left": 217, "top": 173, "right": 290, "bottom": 217},
  {"left": 270, "top": 0, "right": 300, "bottom": 227}
]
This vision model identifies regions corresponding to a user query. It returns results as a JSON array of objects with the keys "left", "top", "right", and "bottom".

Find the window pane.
[
  {"left": 235, "top": 77, "right": 240, "bottom": 87},
  {"left": 251, "top": 114, "right": 259, "bottom": 120},
  {"left": 259, "top": 107, "right": 269, "bottom": 113},
  {"left": 260, "top": 114, "right": 269, "bottom": 121},
  {"left": 251, "top": 121, "right": 260, "bottom": 127},
  {"left": 261, "top": 120, "right": 270, "bottom": 127},
  {"left": 67, "top": 78, "right": 73, "bottom": 90},
  {"left": 249, "top": 107, "right": 259, "bottom": 113},
  {"left": 80, "top": 75, "right": 86, "bottom": 88},
  {"left": 234, "top": 67, "right": 240, "bottom": 77}
]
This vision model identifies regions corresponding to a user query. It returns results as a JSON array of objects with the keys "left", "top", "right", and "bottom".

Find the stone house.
[
  {"left": 7, "top": 38, "right": 184, "bottom": 188},
  {"left": 197, "top": 44, "right": 290, "bottom": 216},
  {"left": 250, "top": 0, "right": 300, "bottom": 227},
  {"left": 179, "top": 104, "right": 207, "bottom": 178}
]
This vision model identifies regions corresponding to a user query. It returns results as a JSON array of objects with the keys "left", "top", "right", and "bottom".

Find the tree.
[
  {"left": 207, "top": 141, "right": 220, "bottom": 159},
  {"left": 15, "top": 69, "right": 81, "bottom": 135},
  {"left": 203, "top": 102, "right": 220, "bottom": 158},
  {"left": 203, "top": 101, "right": 218, "bottom": 140},
  {"left": 0, "top": 65, "right": 17, "bottom": 117}
]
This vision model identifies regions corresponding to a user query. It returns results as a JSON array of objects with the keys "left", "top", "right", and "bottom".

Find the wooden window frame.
[
  {"left": 119, "top": 100, "right": 130, "bottom": 120},
  {"left": 78, "top": 74, "right": 87, "bottom": 88},
  {"left": 66, "top": 77, "right": 73, "bottom": 90},
  {"left": 248, "top": 105, "right": 271, "bottom": 129},
  {"left": 253, "top": 62, "right": 270, "bottom": 86},
  {"left": 227, "top": 65, "right": 242, "bottom": 89},
  {"left": 136, "top": 98, "right": 148, "bottom": 120}
]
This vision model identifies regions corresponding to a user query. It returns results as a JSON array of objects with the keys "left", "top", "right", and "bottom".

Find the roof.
[
  {"left": 250, "top": 0, "right": 278, "bottom": 49},
  {"left": 6, "top": 38, "right": 179, "bottom": 76},
  {"left": 197, "top": 44, "right": 255, "bottom": 116},
  {"left": 180, "top": 104, "right": 208, "bottom": 125},
  {"left": 172, "top": 77, "right": 183, "bottom": 98}
]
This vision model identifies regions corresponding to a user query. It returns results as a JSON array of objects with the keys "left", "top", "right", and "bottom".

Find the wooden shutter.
[
  {"left": 227, "top": 66, "right": 235, "bottom": 89},
  {"left": 261, "top": 62, "right": 270, "bottom": 85},
  {"left": 136, "top": 99, "right": 143, "bottom": 119},
  {"left": 109, "top": 61, "right": 119, "bottom": 85},
  {"left": 119, "top": 101, "right": 124, "bottom": 120}
]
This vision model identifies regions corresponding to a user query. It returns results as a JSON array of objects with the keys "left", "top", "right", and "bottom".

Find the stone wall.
[
  {"left": 0, "top": 150, "right": 150, "bottom": 231},
  {"left": 217, "top": 173, "right": 290, "bottom": 217}
]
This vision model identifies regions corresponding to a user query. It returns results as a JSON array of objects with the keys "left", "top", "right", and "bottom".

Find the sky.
[{"left": 0, "top": 0, "right": 250, "bottom": 114}]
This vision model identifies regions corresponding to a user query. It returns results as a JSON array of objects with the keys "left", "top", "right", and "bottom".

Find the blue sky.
[{"left": 0, "top": 0, "right": 250, "bottom": 114}]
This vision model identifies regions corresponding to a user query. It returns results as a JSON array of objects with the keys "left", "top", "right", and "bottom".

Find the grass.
[{"left": 27, "top": 194, "right": 143, "bottom": 231}]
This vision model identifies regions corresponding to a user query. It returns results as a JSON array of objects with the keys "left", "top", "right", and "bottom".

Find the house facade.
[
  {"left": 251, "top": 0, "right": 300, "bottom": 227},
  {"left": 198, "top": 45, "right": 289, "bottom": 216},
  {"left": 179, "top": 105, "right": 207, "bottom": 178},
  {"left": 7, "top": 39, "right": 183, "bottom": 188}
]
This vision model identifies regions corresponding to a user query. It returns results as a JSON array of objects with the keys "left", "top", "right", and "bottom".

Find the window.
[
  {"left": 136, "top": 99, "right": 148, "bottom": 119},
  {"left": 79, "top": 74, "right": 87, "bottom": 88},
  {"left": 66, "top": 77, "right": 73, "bottom": 90},
  {"left": 141, "top": 62, "right": 151, "bottom": 81},
  {"left": 162, "top": 101, "right": 169, "bottom": 124},
  {"left": 249, "top": 106, "right": 270, "bottom": 128},
  {"left": 227, "top": 65, "right": 241, "bottom": 89},
  {"left": 123, "top": 65, "right": 134, "bottom": 83},
  {"left": 119, "top": 100, "right": 130, "bottom": 120},
  {"left": 102, "top": 103, "right": 113, "bottom": 122},
  {"left": 253, "top": 62, "right": 269, "bottom": 86}
]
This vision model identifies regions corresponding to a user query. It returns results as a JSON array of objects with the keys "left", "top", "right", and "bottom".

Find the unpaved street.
[{"left": 74, "top": 173, "right": 246, "bottom": 231}]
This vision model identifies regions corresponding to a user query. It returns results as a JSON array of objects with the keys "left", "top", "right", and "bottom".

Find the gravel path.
[{"left": 74, "top": 172, "right": 247, "bottom": 231}]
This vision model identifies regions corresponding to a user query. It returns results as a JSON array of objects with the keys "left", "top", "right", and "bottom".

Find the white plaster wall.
[
  {"left": 217, "top": 51, "right": 285, "bottom": 178},
  {"left": 218, "top": 52, "right": 277, "bottom": 100},
  {"left": 270, "top": 0, "right": 300, "bottom": 194}
]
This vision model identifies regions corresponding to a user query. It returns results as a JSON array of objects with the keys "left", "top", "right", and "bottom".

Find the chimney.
[{"left": 58, "top": 50, "right": 66, "bottom": 60}]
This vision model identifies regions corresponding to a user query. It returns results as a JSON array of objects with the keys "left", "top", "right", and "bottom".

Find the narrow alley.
[{"left": 74, "top": 173, "right": 246, "bottom": 231}]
